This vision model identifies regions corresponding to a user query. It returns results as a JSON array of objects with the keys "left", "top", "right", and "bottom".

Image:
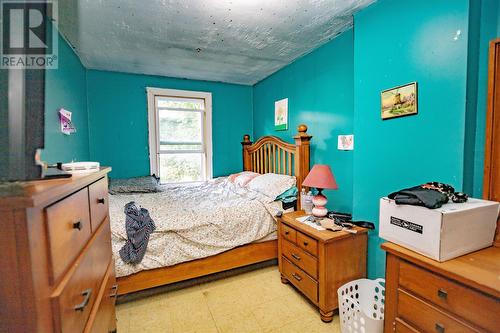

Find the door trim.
[{"left": 483, "top": 38, "right": 500, "bottom": 247}]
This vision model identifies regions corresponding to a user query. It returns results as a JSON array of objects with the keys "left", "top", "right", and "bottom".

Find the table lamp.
[{"left": 302, "top": 164, "right": 338, "bottom": 217}]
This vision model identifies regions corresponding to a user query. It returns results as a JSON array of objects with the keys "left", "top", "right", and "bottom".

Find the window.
[{"left": 147, "top": 88, "right": 212, "bottom": 183}]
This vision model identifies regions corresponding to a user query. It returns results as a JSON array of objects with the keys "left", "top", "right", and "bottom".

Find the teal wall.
[
  {"left": 86, "top": 70, "right": 253, "bottom": 178},
  {"left": 353, "top": 0, "right": 471, "bottom": 278},
  {"left": 498, "top": 2, "right": 500, "bottom": 35},
  {"left": 253, "top": 30, "right": 354, "bottom": 213},
  {"left": 43, "top": 30, "right": 89, "bottom": 163}
]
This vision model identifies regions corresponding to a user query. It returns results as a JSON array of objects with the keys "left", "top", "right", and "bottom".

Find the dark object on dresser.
[
  {"left": 382, "top": 242, "right": 500, "bottom": 332},
  {"left": 388, "top": 182, "right": 468, "bottom": 209},
  {"left": 42, "top": 166, "right": 72, "bottom": 179},
  {"left": 0, "top": 168, "right": 117, "bottom": 332},
  {"left": 278, "top": 210, "right": 368, "bottom": 322}
]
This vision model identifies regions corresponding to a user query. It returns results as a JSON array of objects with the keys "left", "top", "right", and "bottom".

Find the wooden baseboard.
[{"left": 116, "top": 240, "right": 278, "bottom": 295}]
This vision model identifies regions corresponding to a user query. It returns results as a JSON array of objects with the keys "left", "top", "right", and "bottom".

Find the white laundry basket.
[{"left": 338, "top": 278, "right": 385, "bottom": 333}]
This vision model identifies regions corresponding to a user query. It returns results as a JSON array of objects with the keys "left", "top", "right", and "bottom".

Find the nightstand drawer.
[
  {"left": 282, "top": 239, "right": 317, "bottom": 279},
  {"left": 397, "top": 289, "right": 476, "bottom": 333},
  {"left": 281, "top": 224, "right": 297, "bottom": 243},
  {"left": 399, "top": 260, "right": 500, "bottom": 332},
  {"left": 297, "top": 232, "right": 318, "bottom": 257},
  {"left": 282, "top": 257, "right": 318, "bottom": 303}
]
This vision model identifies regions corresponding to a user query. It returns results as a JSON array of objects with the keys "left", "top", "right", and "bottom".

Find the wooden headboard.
[{"left": 241, "top": 124, "right": 312, "bottom": 207}]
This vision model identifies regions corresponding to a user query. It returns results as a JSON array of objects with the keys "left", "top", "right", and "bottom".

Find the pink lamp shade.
[{"left": 302, "top": 164, "right": 338, "bottom": 190}]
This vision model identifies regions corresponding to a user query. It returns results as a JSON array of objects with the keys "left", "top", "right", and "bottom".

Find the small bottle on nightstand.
[
  {"left": 300, "top": 188, "right": 306, "bottom": 209},
  {"left": 304, "top": 191, "right": 313, "bottom": 214}
]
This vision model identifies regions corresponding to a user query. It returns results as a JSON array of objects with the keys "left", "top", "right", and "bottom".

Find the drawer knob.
[
  {"left": 285, "top": 231, "right": 289, "bottom": 235},
  {"left": 291, "top": 253, "right": 301, "bottom": 261},
  {"left": 72, "top": 221, "right": 83, "bottom": 230},
  {"left": 435, "top": 323, "right": 445, "bottom": 333},
  {"left": 74, "top": 289, "right": 92, "bottom": 311},
  {"left": 292, "top": 273, "right": 302, "bottom": 281},
  {"left": 303, "top": 241, "right": 308, "bottom": 246},
  {"left": 437, "top": 289, "right": 448, "bottom": 299},
  {"left": 97, "top": 197, "right": 106, "bottom": 204},
  {"left": 109, "top": 284, "right": 119, "bottom": 298}
]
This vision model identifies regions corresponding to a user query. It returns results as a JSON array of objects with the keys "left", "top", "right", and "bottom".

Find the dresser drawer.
[
  {"left": 397, "top": 289, "right": 477, "bottom": 333},
  {"left": 395, "top": 318, "right": 420, "bottom": 333},
  {"left": 46, "top": 188, "right": 92, "bottom": 283},
  {"left": 296, "top": 232, "right": 318, "bottom": 257},
  {"left": 282, "top": 257, "right": 318, "bottom": 303},
  {"left": 89, "top": 178, "right": 109, "bottom": 231},
  {"left": 87, "top": 261, "right": 118, "bottom": 333},
  {"left": 282, "top": 239, "right": 318, "bottom": 279},
  {"left": 399, "top": 260, "right": 500, "bottom": 332},
  {"left": 281, "top": 223, "right": 297, "bottom": 243},
  {"left": 52, "top": 222, "right": 112, "bottom": 333}
]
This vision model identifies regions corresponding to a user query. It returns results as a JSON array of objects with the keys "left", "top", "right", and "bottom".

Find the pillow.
[
  {"left": 108, "top": 175, "right": 162, "bottom": 194},
  {"left": 247, "top": 173, "right": 296, "bottom": 200},
  {"left": 234, "top": 172, "right": 260, "bottom": 187},
  {"left": 228, "top": 172, "right": 242, "bottom": 183}
]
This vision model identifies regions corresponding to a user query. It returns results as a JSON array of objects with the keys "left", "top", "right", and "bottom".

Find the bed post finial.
[
  {"left": 294, "top": 124, "right": 312, "bottom": 143},
  {"left": 297, "top": 124, "right": 308, "bottom": 136},
  {"left": 294, "top": 125, "right": 312, "bottom": 209},
  {"left": 241, "top": 134, "right": 253, "bottom": 171}
]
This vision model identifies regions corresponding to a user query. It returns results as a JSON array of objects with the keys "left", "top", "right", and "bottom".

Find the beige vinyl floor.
[{"left": 116, "top": 265, "right": 340, "bottom": 333}]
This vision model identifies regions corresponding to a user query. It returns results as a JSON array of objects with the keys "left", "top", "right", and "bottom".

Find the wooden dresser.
[
  {"left": 278, "top": 211, "right": 368, "bottom": 322},
  {"left": 383, "top": 242, "right": 500, "bottom": 333},
  {"left": 0, "top": 168, "right": 117, "bottom": 333}
]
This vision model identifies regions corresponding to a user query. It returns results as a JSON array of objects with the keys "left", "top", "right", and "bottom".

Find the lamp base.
[{"left": 311, "top": 190, "right": 328, "bottom": 218}]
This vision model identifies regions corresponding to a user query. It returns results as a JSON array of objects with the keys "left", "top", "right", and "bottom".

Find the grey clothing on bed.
[{"left": 119, "top": 201, "right": 156, "bottom": 264}]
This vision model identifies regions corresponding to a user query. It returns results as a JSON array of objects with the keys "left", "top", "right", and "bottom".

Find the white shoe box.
[{"left": 379, "top": 197, "right": 499, "bottom": 261}]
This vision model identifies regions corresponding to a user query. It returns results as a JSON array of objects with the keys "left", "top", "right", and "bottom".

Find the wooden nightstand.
[{"left": 278, "top": 210, "right": 368, "bottom": 322}]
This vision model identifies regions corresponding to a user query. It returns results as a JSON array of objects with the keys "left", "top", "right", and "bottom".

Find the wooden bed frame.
[{"left": 117, "top": 125, "right": 312, "bottom": 295}]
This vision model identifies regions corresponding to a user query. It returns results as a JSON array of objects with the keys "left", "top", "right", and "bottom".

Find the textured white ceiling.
[{"left": 58, "top": 0, "right": 374, "bottom": 85}]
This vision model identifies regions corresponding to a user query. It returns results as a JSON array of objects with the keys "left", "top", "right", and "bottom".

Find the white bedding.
[{"left": 109, "top": 177, "right": 288, "bottom": 277}]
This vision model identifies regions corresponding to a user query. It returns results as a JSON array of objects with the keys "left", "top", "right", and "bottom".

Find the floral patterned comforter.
[{"left": 109, "top": 177, "right": 286, "bottom": 277}]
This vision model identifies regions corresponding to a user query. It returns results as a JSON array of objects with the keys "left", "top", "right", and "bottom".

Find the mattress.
[
  {"left": 109, "top": 177, "right": 288, "bottom": 277},
  {"left": 253, "top": 230, "right": 278, "bottom": 243}
]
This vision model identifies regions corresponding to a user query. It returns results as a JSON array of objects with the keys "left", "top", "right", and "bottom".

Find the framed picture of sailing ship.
[{"left": 381, "top": 82, "right": 418, "bottom": 120}]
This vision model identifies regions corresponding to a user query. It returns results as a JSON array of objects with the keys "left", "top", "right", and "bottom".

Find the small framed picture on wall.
[
  {"left": 381, "top": 82, "right": 418, "bottom": 120},
  {"left": 275, "top": 98, "right": 288, "bottom": 131}
]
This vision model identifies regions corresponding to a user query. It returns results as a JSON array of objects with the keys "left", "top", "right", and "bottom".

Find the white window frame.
[{"left": 146, "top": 87, "right": 213, "bottom": 182}]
